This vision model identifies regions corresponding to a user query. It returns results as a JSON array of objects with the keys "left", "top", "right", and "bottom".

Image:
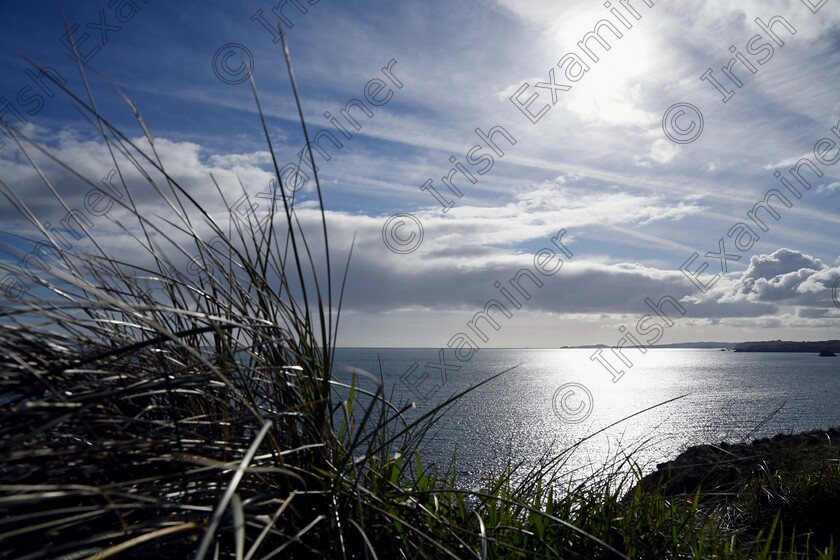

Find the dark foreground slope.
[{"left": 633, "top": 427, "right": 840, "bottom": 551}]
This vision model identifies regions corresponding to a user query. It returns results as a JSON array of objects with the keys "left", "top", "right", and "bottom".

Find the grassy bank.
[{"left": 1, "top": 38, "right": 838, "bottom": 559}]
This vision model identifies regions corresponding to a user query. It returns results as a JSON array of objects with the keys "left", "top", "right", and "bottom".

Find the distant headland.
[
  {"left": 561, "top": 340, "right": 840, "bottom": 353},
  {"left": 731, "top": 339, "right": 840, "bottom": 354}
]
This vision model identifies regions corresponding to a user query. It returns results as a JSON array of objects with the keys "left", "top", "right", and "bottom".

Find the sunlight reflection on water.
[{"left": 333, "top": 348, "right": 840, "bottom": 488}]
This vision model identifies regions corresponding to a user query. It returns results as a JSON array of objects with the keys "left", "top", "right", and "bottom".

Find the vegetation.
[{"left": 0, "top": 35, "right": 838, "bottom": 559}]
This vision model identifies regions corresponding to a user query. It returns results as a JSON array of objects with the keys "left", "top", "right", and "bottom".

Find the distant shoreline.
[
  {"left": 336, "top": 340, "right": 840, "bottom": 351},
  {"left": 729, "top": 339, "right": 840, "bottom": 353}
]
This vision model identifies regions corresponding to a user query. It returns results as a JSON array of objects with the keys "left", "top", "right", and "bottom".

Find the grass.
[{"left": 0, "top": 30, "right": 838, "bottom": 559}]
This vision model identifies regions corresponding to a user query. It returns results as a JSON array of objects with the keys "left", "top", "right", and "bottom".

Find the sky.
[{"left": 1, "top": 0, "right": 840, "bottom": 348}]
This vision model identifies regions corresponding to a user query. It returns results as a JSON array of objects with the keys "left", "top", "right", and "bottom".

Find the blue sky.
[{"left": 1, "top": 0, "right": 840, "bottom": 347}]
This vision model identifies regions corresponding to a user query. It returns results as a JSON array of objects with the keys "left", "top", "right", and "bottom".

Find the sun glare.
[{"left": 549, "top": 5, "right": 658, "bottom": 126}]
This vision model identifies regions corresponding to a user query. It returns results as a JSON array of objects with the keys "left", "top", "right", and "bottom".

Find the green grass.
[{"left": 0, "top": 33, "right": 838, "bottom": 559}]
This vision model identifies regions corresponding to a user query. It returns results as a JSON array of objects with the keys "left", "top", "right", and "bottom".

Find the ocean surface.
[{"left": 331, "top": 348, "right": 840, "bottom": 488}]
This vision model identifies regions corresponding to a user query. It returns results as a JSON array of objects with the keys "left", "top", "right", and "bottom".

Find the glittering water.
[{"left": 332, "top": 348, "right": 840, "bottom": 486}]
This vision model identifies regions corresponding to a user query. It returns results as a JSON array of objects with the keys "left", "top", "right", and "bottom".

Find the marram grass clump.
[{"left": 0, "top": 37, "right": 837, "bottom": 559}]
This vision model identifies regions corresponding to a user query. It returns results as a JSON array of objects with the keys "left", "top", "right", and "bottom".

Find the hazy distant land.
[
  {"left": 563, "top": 340, "right": 840, "bottom": 353},
  {"left": 562, "top": 342, "right": 733, "bottom": 349}
]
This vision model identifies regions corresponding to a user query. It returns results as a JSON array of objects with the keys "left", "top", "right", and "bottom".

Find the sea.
[{"left": 331, "top": 348, "right": 840, "bottom": 488}]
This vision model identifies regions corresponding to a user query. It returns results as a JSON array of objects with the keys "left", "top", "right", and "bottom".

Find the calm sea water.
[{"left": 332, "top": 348, "right": 840, "bottom": 487}]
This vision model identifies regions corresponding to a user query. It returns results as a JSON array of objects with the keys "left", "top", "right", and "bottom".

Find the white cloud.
[
  {"left": 635, "top": 138, "right": 680, "bottom": 167},
  {"left": 699, "top": 249, "right": 840, "bottom": 311}
]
